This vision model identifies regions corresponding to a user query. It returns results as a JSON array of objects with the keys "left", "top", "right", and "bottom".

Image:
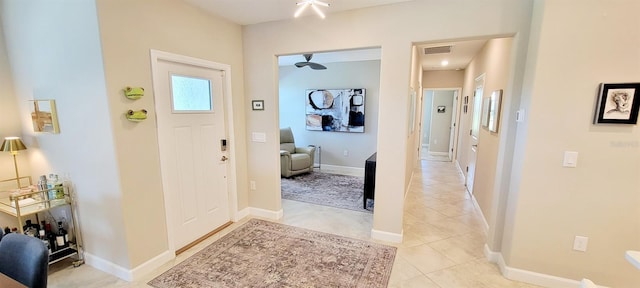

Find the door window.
[{"left": 170, "top": 75, "right": 213, "bottom": 112}]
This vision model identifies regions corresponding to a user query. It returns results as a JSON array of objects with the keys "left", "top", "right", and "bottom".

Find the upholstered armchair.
[{"left": 280, "top": 127, "right": 315, "bottom": 178}]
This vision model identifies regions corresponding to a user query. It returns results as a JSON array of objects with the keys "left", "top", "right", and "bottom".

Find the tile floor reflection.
[{"left": 47, "top": 160, "right": 541, "bottom": 287}]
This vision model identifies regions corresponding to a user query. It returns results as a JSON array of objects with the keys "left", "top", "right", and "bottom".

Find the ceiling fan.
[{"left": 295, "top": 54, "right": 327, "bottom": 70}]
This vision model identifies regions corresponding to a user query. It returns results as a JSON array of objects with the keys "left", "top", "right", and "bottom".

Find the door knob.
[{"left": 221, "top": 156, "right": 228, "bottom": 161}]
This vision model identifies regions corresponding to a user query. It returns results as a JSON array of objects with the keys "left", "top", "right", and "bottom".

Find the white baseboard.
[
  {"left": 234, "top": 207, "right": 250, "bottom": 221},
  {"left": 129, "top": 250, "right": 174, "bottom": 281},
  {"left": 455, "top": 160, "right": 464, "bottom": 175},
  {"left": 320, "top": 164, "right": 364, "bottom": 177},
  {"left": 485, "top": 246, "right": 610, "bottom": 288},
  {"left": 250, "top": 207, "right": 283, "bottom": 220},
  {"left": 429, "top": 151, "right": 449, "bottom": 156},
  {"left": 371, "top": 228, "right": 403, "bottom": 243},
  {"left": 85, "top": 250, "right": 174, "bottom": 282},
  {"left": 470, "top": 193, "right": 489, "bottom": 232},
  {"left": 84, "top": 252, "right": 134, "bottom": 281}
]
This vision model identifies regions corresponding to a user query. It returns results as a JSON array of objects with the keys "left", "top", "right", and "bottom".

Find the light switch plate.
[
  {"left": 563, "top": 151, "right": 578, "bottom": 167},
  {"left": 251, "top": 132, "right": 266, "bottom": 143}
]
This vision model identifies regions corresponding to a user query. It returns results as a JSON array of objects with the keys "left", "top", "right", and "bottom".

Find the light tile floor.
[{"left": 47, "top": 160, "right": 541, "bottom": 287}]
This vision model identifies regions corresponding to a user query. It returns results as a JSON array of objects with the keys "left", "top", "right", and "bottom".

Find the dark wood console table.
[{"left": 364, "top": 152, "right": 376, "bottom": 209}]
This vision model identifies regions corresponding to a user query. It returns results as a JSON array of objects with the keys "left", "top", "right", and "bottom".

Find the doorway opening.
[
  {"left": 421, "top": 88, "right": 460, "bottom": 162},
  {"left": 276, "top": 48, "right": 381, "bottom": 215}
]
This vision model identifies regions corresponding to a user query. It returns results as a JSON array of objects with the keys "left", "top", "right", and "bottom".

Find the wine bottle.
[
  {"left": 56, "top": 221, "right": 68, "bottom": 248},
  {"left": 38, "top": 221, "right": 46, "bottom": 238},
  {"left": 45, "top": 223, "right": 57, "bottom": 252}
]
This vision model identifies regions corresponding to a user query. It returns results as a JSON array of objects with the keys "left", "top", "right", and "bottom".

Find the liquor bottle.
[
  {"left": 56, "top": 221, "right": 68, "bottom": 248},
  {"left": 38, "top": 221, "right": 46, "bottom": 239},
  {"left": 45, "top": 223, "right": 57, "bottom": 252}
]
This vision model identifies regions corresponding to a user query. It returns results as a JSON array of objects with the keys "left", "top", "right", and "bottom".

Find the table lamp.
[{"left": 1, "top": 137, "right": 27, "bottom": 187}]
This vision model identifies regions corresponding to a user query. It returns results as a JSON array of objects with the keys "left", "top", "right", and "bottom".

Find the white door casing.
[
  {"left": 448, "top": 90, "right": 459, "bottom": 160},
  {"left": 150, "top": 50, "right": 237, "bottom": 253},
  {"left": 467, "top": 74, "right": 485, "bottom": 194}
]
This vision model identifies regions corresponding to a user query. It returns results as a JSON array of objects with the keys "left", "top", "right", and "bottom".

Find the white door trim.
[{"left": 149, "top": 49, "right": 238, "bottom": 254}]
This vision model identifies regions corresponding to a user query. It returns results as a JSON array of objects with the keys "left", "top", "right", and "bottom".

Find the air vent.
[{"left": 424, "top": 45, "right": 452, "bottom": 55}]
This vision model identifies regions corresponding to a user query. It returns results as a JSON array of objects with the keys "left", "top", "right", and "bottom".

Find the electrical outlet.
[
  {"left": 250, "top": 181, "right": 256, "bottom": 190},
  {"left": 573, "top": 236, "right": 588, "bottom": 252}
]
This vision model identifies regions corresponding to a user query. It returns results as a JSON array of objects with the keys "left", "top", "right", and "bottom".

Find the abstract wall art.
[{"left": 305, "top": 89, "right": 365, "bottom": 133}]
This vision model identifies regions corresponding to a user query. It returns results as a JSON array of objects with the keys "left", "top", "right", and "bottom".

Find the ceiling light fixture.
[
  {"left": 295, "top": 0, "right": 330, "bottom": 19},
  {"left": 441, "top": 60, "right": 449, "bottom": 66}
]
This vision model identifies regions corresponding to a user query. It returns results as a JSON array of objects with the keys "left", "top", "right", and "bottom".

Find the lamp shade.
[{"left": 0, "top": 137, "right": 27, "bottom": 153}]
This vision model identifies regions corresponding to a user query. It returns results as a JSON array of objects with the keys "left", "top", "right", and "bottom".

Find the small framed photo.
[
  {"left": 594, "top": 83, "right": 640, "bottom": 124},
  {"left": 252, "top": 100, "right": 264, "bottom": 111},
  {"left": 437, "top": 106, "right": 446, "bottom": 113}
]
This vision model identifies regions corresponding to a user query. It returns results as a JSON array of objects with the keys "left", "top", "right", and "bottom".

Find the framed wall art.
[
  {"left": 594, "top": 83, "right": 640, "bottom": 124},
  {"left": 305, "top": 88, "right": 365, "bottom": 133},
  {"left": 488, "top": 89, "right": 502, "bottom": 132},
  {"left": 30, "top": 99, "right": 60, "bottom": 134}
]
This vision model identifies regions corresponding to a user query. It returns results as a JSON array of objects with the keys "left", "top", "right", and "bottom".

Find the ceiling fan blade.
[
  {"left": 295, "top": 62, "right": 311, "bottom": 68},
  {"left": 308, "top": 62, "right": 327, "bottom": 70}
]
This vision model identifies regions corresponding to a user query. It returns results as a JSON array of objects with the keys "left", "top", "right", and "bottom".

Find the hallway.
[{"left": 47, "top": 160, "right": 540, "bottom": 287}]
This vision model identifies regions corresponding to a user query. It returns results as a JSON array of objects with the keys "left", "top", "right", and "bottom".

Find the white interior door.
[
  {"left": 154, "top": 58, "right": 230, "bottom": 251},
  {"left": 467, "top": 75, "right": 485, "bottom": 194},
  {"left": 448, "top": 90, "right": 458, "bottom": 160}
]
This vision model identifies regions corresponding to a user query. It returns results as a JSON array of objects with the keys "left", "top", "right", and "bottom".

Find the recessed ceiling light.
[{"left": 441, "top": 60, "right": 449, "bottom": 66}]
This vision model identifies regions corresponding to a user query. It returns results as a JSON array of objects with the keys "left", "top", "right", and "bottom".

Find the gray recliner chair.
[
  {"left": 280, "top": 127, "right": 315, "bottom": 178},
  {"left": 0, "top": 233, "right": 49, "bottom": 288}
]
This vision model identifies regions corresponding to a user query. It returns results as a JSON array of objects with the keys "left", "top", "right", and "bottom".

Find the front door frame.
[{"left": 149, "top": 49, "right": 239, "bottom": 253}]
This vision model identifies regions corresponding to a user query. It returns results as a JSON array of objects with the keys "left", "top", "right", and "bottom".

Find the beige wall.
[
  {"left": 423, "top": 70, "right": 465, "bottom": 89},
  {"left": 0, "top": 18, "right": 27, "bottom": 226},
  {"left": 1, "top": 0, "right": 130, "bottom": 268},
  {"left": 503, "top": 0, "right": 640, "bottom": 286},
  {"left": 95, "top": 0, "right": 247, "bottom": 268},
  {"left": 422, "top": 70, "right": 465, "bottom": 161},
  {"left": 459, "top": 38, "right": 513, "bottom": 231},
  {"left": 243, "top": 0, "right": 534, "bottom": 236}
]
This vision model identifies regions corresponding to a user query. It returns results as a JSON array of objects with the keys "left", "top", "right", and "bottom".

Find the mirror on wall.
[{"left": 30, "top": 100, "right": 60, "bottom": 134}]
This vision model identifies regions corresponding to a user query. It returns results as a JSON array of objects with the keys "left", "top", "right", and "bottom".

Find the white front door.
[
  {"left": 153, "top": 57, "right": 230, "bottom": 251},
  {"left": 467, "top": 75, "right": 485, "bottom": 194}
]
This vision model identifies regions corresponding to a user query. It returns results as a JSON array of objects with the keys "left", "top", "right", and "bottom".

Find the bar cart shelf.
[{"left": 0, "top": 176, "right": 84, "bottom": 267}]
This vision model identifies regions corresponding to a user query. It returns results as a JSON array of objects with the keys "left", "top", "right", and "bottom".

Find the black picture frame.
[
  {"left": 252, "top": 100, "right": 264, "bottom": 111},
  {"left": 594, "top": 83, "right": 640, "bottom": 124}
]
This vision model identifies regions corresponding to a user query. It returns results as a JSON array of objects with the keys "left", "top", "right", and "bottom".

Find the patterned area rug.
[
  {"left": 148, "top": 219, "right": 396, "bottom": 288},
  {"left": 281, "top": 171, "right": 373, "bottom": 213}
]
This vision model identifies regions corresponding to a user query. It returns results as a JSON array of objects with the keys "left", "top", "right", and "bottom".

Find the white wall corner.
[
  {"left": 249, "top": 207, "right": 284, "bottom": 220},
  {"left": 85, "top": 250, "right": 175, "bottom": 282},
  {"left": 483, "top": 244, "right": 501, "bottom": 263},
  {"left": 129, "top": 250, "right": 174, "bottom": 281},
  {"left": 471, "top": 193, "right": 490, "bottom": 232},
  {"left": 371, "top": 228, "right": 403, "bottom": 243},
  {"left": 84, "top": 252, "right": 135, "bottom": 282},
  {"left": 234, "top": 207, "right": 251, "bottom": 221}
]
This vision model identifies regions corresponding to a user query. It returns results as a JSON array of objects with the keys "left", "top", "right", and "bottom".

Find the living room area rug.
[
  {"left": 148, "top": 219, "right": 396, "bottom": 288},
  {"left": 281, "top": 171, "right": 374, "bottom": 213}
]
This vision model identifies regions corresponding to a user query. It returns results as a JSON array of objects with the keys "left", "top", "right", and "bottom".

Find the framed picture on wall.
[
  {"left": 481, "top": 97, "right": 490, "bottom": 128},
  {"left": 488, "top": 89, "right": 502, "bottom": 132},
  {"left": 305, "top": 88, "right": 365, "bottom": 133},
  {"left": 594, "top": 83, "right": 640, "bottom": 124}
]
